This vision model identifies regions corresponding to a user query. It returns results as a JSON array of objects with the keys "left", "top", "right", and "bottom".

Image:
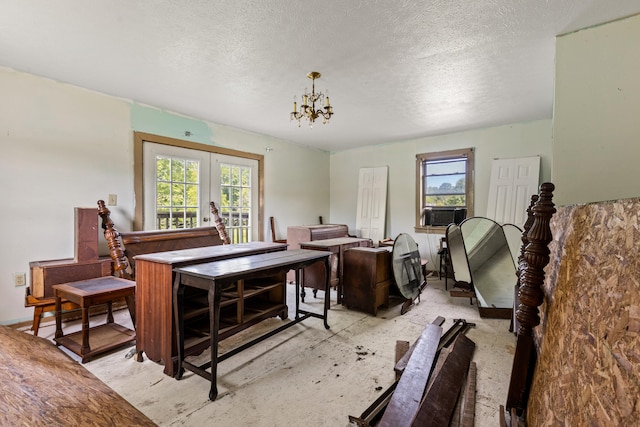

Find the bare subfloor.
[{"left": 32, "top": 276, "right": 515, "bottom": 427}]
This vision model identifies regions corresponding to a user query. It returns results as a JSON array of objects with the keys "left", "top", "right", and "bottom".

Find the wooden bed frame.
[{"left": 99, "top": 200, "right": 230, "bottom": 281}]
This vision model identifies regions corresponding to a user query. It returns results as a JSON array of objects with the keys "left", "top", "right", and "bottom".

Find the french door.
[{"left": 142, "top": 142, "right": 258, "bottom": 242}]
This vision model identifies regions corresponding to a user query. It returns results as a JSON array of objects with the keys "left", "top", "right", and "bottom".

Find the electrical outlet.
[
  {"left": 14, "top": 272, "right": 26, "bottom": 287},
  {"left": 108, "top": 194, "right": 117, "bottom": 206}
]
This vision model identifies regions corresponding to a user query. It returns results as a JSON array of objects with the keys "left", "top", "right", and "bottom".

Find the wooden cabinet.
[
  {"left": 133, "top": 242, "right": 287, "bottom": 377},
  {"left": 342, "top": 247, "right": 393, "bottom": 316}
]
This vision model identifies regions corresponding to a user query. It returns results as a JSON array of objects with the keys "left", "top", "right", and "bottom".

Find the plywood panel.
[{"left": 527, "top": 198, "right": 640, "bottom": 425}]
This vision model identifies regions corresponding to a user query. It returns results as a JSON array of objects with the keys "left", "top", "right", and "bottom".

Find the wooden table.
[
  {"left": 53, "top": 276, "right": 136, "bottom": 362},
  {"left": 299, "top": 237, "right": 372, "bottom": 304},
  {"left": 173, "top": 249, "right": 331, "bottom": 401},
  {"left": 134, "top": 241, "right": 287, "bottom": 377}
]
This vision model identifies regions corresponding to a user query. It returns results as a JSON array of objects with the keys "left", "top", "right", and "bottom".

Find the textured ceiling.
[{"left": 1, "top": 1, "right": 639, "bottom": 152}]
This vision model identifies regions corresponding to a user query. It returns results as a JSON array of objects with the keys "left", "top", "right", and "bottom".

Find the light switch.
[{"left": 14, "top": 272, "right": 26, "bottom": 287}]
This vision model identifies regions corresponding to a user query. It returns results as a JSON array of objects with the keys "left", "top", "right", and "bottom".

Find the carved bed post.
[
  {"left": 97, "top": 200, "right": 131, "bottom": 280},
  {"left": 210, "top": 201, "right": 231, "bottom": 244},
  {"left": 506, "top": 183, "right": 555, "bottom": 415},
  {"left": 518, "top": 194, "right": 539, "bottom": 282},
  {"left": 511, "top": 195, "right": 539, "bottom": 332}
]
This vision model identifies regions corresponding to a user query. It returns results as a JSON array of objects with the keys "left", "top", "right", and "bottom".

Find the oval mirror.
[{"left": 391, "top": 233, "right": 422, "bottom": 301}]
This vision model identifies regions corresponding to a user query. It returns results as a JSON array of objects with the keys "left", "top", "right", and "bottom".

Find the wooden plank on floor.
[
  {"left": 394, "top": 316, "right": 445, "bottom": 375},
  {"left": 460, "top": 361, "right": 477, "bottom": 427},
  {"left": 411, "top": 334, "right": 475, "bottom": 427},
  {"left": 395, "top": 340, "right": 410, "bottom": 380},
  {"left": 378, "top": 323, "right": 442, "bottom": 427}
]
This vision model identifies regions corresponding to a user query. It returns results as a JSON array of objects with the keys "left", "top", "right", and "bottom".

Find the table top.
[
  {"left": 174, "top": 249, "right": 329, "bottom": 281},
  {"left": 52, "top": 276, "right": 135, "bottom": 296},
  {"left": 134, "top": 241, "right": 288, "bottom": 264},
  {"left": 299, "top": 237, "right": 371, "bottom": 248}
]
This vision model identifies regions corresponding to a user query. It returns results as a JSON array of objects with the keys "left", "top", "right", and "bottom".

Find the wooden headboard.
[
  {"left": 97, "top": 200, "right": 228, "bottom": 279},
  {"left": 119, "top": 227, "right": 224, "bottom": 277}
]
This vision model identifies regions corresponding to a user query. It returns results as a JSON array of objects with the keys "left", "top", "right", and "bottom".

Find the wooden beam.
[
  {"left": 378, "top": 323, "right": 442, "bottom": 427},
  {"left": 411, "top": 334, "right": 475, "bottom": 426}
]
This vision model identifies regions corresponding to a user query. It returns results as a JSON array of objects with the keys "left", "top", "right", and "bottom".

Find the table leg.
[
  {"left": 80, "top": 306, "right": 90, "bottom": 355},
  {"left": 209, "top": 281, "right": 221, "bottom": 401},
  {"left": 337, "top": 247, "right": 344, "bottom": 304},
  {"left": 323, "top": 257, "right": 331, "bottom": 330},
  {"left": 295, "top": 269, "right": 301, "bottom": 320},
  {"left": 300, "top": 268, "right": 306, "bottom": 303},
  {"left": 125, "top": 294, "right": 136, "bottom": 327},
  {"left": 173, "top": 273, "right": 185, "bottom": 380},
  {"left": 54, "top": 294, "right": 63, "bottom": 340}
]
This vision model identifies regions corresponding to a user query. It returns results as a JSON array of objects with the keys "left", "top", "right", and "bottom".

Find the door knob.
[{"left": 203, "top": 217, "right": 209, "bottom": 222}]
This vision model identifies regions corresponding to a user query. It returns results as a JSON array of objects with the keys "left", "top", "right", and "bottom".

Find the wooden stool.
[{"left": 54, "top": 276, "right": 135, "bottom": 362}]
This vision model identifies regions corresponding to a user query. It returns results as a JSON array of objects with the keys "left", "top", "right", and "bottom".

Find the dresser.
[{"left": 342, "top": 247, "right": 393, "bottom": 315}]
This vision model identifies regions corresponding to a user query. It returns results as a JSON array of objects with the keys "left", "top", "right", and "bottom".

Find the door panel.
[
  {"left": 487, "top": 156, "right": 540, "bottom": 226},
  {"left": 143, "top": 142, "right": 210, "bottom": 230},
  {"left": 355, "top": 166, "right": 388, "bottom": 242},
  {"left": 211, "top": 154, "right": 258, "bottom": 242}
]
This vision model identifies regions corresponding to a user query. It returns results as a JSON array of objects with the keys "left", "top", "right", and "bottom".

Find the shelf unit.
[{"left": 178, "top": 272, "right": 288, "bottom": 359}]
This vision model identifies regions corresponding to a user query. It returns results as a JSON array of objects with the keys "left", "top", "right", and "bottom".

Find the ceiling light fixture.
[{"left": 290, "top": 71, "right": 333, "bottom": 128}]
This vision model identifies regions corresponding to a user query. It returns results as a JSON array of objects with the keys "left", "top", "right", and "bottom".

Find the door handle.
[{"left": 203, "top": 217, "right": 210, "bottom": 222}]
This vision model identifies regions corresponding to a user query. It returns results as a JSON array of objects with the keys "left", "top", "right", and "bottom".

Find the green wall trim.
[{"left": 131, "top": 103, "right": 213, "bottom": 145}]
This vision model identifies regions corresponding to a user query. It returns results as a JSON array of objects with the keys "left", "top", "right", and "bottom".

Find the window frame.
[
  {"left": 415, "top": 147, "right": 474, "bottom": 233},
  {"left": 133, "top": 131, "right": 264, "bottom": 240}
]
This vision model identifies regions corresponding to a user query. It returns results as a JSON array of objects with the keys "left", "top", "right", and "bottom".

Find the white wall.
[
  {"left": 553, "top": 14, "right": 640, "bottom": 206},
  {"left": 329, "top": 120, "right": 553, "bottom": 266},
  {"left": 0, "top": 68, "right": 329, "bottom": 324}
]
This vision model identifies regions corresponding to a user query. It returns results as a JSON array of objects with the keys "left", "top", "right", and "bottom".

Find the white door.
[
  {"left": 486, "top": 156, "right": 540, "bottom": 226},
  {"left": 142, "top": 142, "right": 258, "bottom": 241},
  {"left": 355, "top": 166, "right": 388, "bottom": 242}
]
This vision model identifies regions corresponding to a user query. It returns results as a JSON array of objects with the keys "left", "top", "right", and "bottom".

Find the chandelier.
[{"left": 290, "top": 71, "right": 333, "bottom": 127}]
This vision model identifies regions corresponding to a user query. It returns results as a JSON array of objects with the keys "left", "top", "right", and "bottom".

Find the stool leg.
[
  {"left": 33, "top": 307, "right": 44, "bottom": 337},
  {"left": 54, "top": 296, "right": 63, "bottom": 340},
  {"left": 81, "top": 306, "right": 90, "bottom": 355},
  {"left": 106, "top": 301, "right": 114, "bottom": 323}
]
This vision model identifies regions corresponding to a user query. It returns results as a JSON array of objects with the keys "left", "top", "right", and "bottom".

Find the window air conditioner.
[{"left": 423, "top": 207, "right": 467, "bottom": 227}]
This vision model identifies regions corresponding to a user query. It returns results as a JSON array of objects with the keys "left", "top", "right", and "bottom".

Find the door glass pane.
[
  {"left": 219, "top": 162, "right": 252, "bottom": 243},
  {"left": 156, "top": 155, "right": 200, "bottom": 230}
]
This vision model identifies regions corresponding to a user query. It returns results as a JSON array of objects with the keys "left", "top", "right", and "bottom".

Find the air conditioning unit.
[{"left": 423, "top": 207, "right": 467, "bottom": 227}]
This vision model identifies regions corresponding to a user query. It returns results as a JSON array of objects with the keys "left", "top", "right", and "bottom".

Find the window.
[{"left": 415, "top": 148, "right": 474, "bottom": 231}]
